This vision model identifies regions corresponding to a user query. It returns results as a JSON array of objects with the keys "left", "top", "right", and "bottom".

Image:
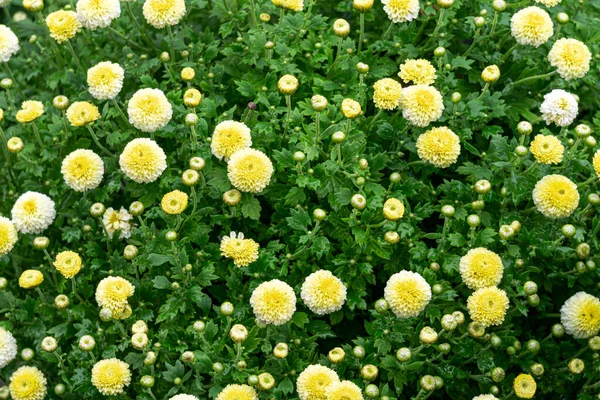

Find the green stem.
[
  {"left": 509, "top": 70, "right": 557, "bottom": 88},
  {"left": 86, "top": 124, "right": 115, "bottom": 157},
  {"left": 31, "top": 121, "right": 44, "bottom": 149},
  {"left": 65, "top": 40, "right": 85, "bottom": 73},
  {"left": 285, "top": 94, "right": 292, "bottom": 134},
  {"left": 428, "top": 8, "right": 446, "bottom": 45},
  {"left": 358, "top": 13, "right": 365, "bottom": 54},
  {"left": 191, "top": 186, "right": 198, "bottom": 217},
  {"left": 125, "top": 2, "right": 157, "bottom": 50},
  {"left": 111, "top": 98, "right": 129, "bottom": 126},
  {"left": 3, "top": 63, "right": 23, "bottom": 97},
  {"left": 107, "top": 26, "right": 148, "bottom": 51},
  {"left": 166, "top": 25, "right": 175, "bottom": 63},
  {"left": 463, "top": 28, "right": 481, "bottom": 57},
  {"left": 71, "top": 278, "right": 84, "bottom": 302},
  {"left": 248, "top": 0, "right": 258, "bottom": 28},
  {"left": 490, "top": 11, "right": 499, "bottom": 37},
  {"left": 36, "top": 287, "right": 47, "bottom": 305},
  {"left": 314, "top": 111, "right": 320, "bottom": 147},
  {"left": 0, "top": 126, "right": 17, "bottom": 188},
  {"left": 499, "top": 42, "right": 519, "bottom": 65},
  {"left": 381, "top": 21, "right": 394, "bottom": 41},
  {"left": 477, "top": 83, "right": 490, "bottom": 100}
]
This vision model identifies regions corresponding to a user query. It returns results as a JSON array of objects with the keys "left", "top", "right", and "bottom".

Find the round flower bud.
[
  {"left": 396, "top": 347, "right": 411, "bottom": 362},
  {"left": 78, "top": 335, "right": 95, "bottom": 351},
  {"left": 230, "top": 324, "right": 248, "bottom": 343},
  {"left": 311, "top": 95, "right": 328, "bottom": 111},
  {"left": 589, "top": 193, "right": 600, "bottom": 205},
  {"left": 492, "top": 0, "right": 506, "bottom": 12},
  {"left": 159, "top": 52, "right": 170, "bottom": 62},
  {"left": 441, "top": 205, "right": 455, "bottom": 217},
  {"left": 561, "top": 224, "right": 576, "bottom": 238},
  {"left": 585, "top": 136, "right": 597, "bottom": 148},
  {"left": 356, "top": 62, "right": 369, "bottom": 74},
  {"left": 165, "top": 231, "right": 178, "bottom": 241},
  {"left": 575, "top": 124, "right": 591, "bottom": 138},
  {"left": 523, "top": 281, "right": 537, "bottom": 295},
  {"left": 259, "top": 13, "right": 270, "bottom": 22},
  {"left": 361, "top": 364, "right": 378, "bottom": 381},
  {"left": 223, "top": 189, "right": 242, "bottom": 206},
  {"left": 333, "top": 19, "right": 350, "bottom": 37},
  {"left": 352, "top": 345, "right": 366, "bottom": 359},
  {"left": 482, "top": 65, "right": 500, "bottom": 83},
  {"left": 54, "top": 294, "right": 70, "bottom": 309},
  {"left": 0, "top": 277, "right": 7, "bottom": 291},
  {"left": 490, "top": 335, "right": 502, "bottom": 348},
  {"left": 99, "top": 308, "right": 113, "bottom": 321},
  {"left": 530, "top": 363, "right": 544, "bottom": 376},
  {"left": 90, "top": 202, "right": 105, "bottom": 217},
  {"left": 131, "top": 333, "right": 149, "bottom": 350},
  {"left": 468, "top": 322, "right": 485, "bottom": 338},
  {"left": 193, "top": 320, "right": 206, "bottom": 332},
  {"left": 365, "top": 384, "right": 379, "bottom": 398},
  {"left": 33, "top": 236, "right": 50, "bottom": 250},
  {"left": 438, "top": 343, "right": 451, "bottom": 354},
  {"left": 41, "top": 336, "right": 58, "bottom": 352},
  {"left": 185, "top": 113, "right": 198, "bottom": 126},
  {"left": 332, "top": 131, "right": 346, "bottom": 144},
  {"left": 123, "top": 245, "right": 138, "bottom": 261},
  {"left": 313, "top": 208, "right": 327, "bottom": 221},
  {"left": 452, "top": 311, "right": 465, "bottom": 325},
  {"left": 274, "top": 342, "right": 288, "bottom": 358},
  {"left": 556, "top": 12, "right": 569, "bottom": 25},
  {"left": 54, "top": 383, "right": 65, "bottom": 396},
  {"left": 517, "top": 121, "right": 533, "bottom": 135},
  {"left": 220, "top": 301, "right": 234, "bottom": 316},
  {"left": 420, "top": 327, "right": 438, "bottom": 344},
  {"left": 0, "top": 78, "right": 11, "bottom": 90},
  {"left": 472, "top": 200, "right": 485, "bottom": 210},
  {"left": 293, "top": 151, "right": 306, "bottom": 162},
  {"left": 434, "top": 377, "right": 444, "bottom": 390},
  {"left": 527, "top": 294, "right": 540, "bottom": 307},
  {"left": 474, "top": 179, "right": 491, "bottom": 194},
  {"left": 212, "top": 362, "right": 224, "bottom": 373},
  {"left": 384, "top": 231, "right": 400, "bottom": 244},
  {"left": 526, "top": 339, "right": 540, "bottom": 354},
  {"left": 389, "top": 172, "right": 401, "bottom": 184},
  {"left": 181, "top": 67, "right": 195, "bottom": 82},
  {"left": 7, "top": 137, "right": 24, "bottom": 153},
  {"left": 131, "top": 320, "right": 148, "bottom": 334},
  {"left": 576, "top": 242, "right": 590, "bottom": 259},
  {"left": 491, "top": 367, "right": 505, "bottom": 382},
  {"left": 420, "top": 375, "right": 436, "bottom": 392},
  {"left": 328, "top": 347, "right": 345, "bottom": 364},
  {"left": 265, "top": 41, "right": 275, "bottom": 50},
  {"left": 127, "top": 201, "right": 144, "bottom": 217},
  {"left": 433, "top": 47, "right": 446, "bottom": 58},
  {"left": 189, "top": 157, "right": 206, "bottom": 171},
  {"left": 515, "top": 145, "right": 528, "bottom": 157},
  {"left": 474, "top": 16, "right": 485, "bottom": 28},
  {"left": 182, "top": 351, "right": 195, "bottom": 362},
  {"left": 140, "top": 375, "right": 155, "bottom": 388},
  {"left": 587, "top": 336, "right": 600, "bottom": 351},
  {"left": 53, "top": 95, "right": 69, "bottom": 110},
  {"left": 258, "top": 372, "right": 275, "bottom": 391},
  {"left": 247, "top": 375, "right": 259, "bottom": 386},
  {"left": 351, "top": 194, "right": 367, "bottom": 210},
  {"left": 451, "top": 92, "right": 462, "bottom": 103},
  {"left": 144, "top": 351, "right": 157, "bottom": 365},
  {"left": 568, "top": 358, "right": 584, "bottom": 374},
  {"left": 358, "top": 158, "right": 369, "bottom": 170},
  {"left": 499, "top": 225, "right": 515, "bottom": 240},
  {"left": 278, "top": 75, "right": 299, "bottom": 95},
  {"left": 182, "top": 169, "right": 199, "bottom": 186},
  {"left": 432, "top": 284, "right": 443, "bottom": 294},
  {"left": 441, "top": 314, "right": 458, "bottom": 331},
  {"left": 437, "top": 0, "right": 454, "bottom": 8},
  {"left": 21, "top": 348, "right": 34, "bottom": 361},
  {"left": 429, "top": 262, "right": 440, "bottom": 272},
  {"left": 467, "top": 215, "right": 481, "bottom": 228}
]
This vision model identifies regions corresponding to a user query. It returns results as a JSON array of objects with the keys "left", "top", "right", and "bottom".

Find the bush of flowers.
[{"left": 0, "top": 0, "right": 599, "bottom": 398}]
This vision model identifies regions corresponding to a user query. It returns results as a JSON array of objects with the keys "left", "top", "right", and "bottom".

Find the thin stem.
[
  {"left": 65, "top": 40, "right": 85, "bottom": 73},
  {"left": 0, "top": 126, "right": 17, "bottom": 188},
  {"left": 427, "top": 8, "right": 446, "bottom": 47},
  {"left": 111, "top": 98, "right": 129, "bottom": 126},
  {"left": 107, "top": 26, "right": 148, "bottom": 51},
  {"left": 31, "top": 121, "right": 44, "bottom": 149},
  {"left": 381, "top": 21, "right": 394, "bottom": 41},
  {"left": 3, "top": 63, "right": 23, "bottom": 97},
  {"left": 509, "top": 70, "right": 557, "bottom": 87},
  {"left": 248, "top": 0, "right": 258, "bottom": 28},
  {"left": 463, "top": 28, "right": 481, "bottom": 57},
  {"left": 86, "top": 124, "right": 115, "bottom": 157},
  {"left": 189, "top": 124, "right": 198, "bottom": 149},
  {"left": 36, "top": 287, "right": 47, "bottom": 304},
  {"left": 191, "top": 186, "right": 198, "bottom": 217},
  {"left": 490, "top": 11, "right": 499, "bottom": 37},
  {"left": 314, "top": 111, "right": 320, "bottom": 147},
  {"left": 499, "top": 42, "right": 519, "bottom": 65},
  {"left": 477, "top": 83, "right": 490, "bottom": 100},
  {"left": 285, "top": 94, "right": 292, "bottom": 134},
  {"left": 71, "top": 278, "right": 84, "bottom": 302},
  {"left": 358, "top": 13, "right": 365, "bottom": 54},
  {"left": 166, "top": 25, "right": 175, "bottom": 63},
  {"left": 125, "top": 2, "right": 157, "bottom": 50}
]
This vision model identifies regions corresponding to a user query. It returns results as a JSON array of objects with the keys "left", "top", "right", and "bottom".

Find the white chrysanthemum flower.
[
  {"left": 211, "top": 120, "right": 252, "bottom": 160},
  {"left": 0, "top": 328, "right": 17, "bottom": 368},
  {"left": 11, "top": 192, "right": 56, "bottom": 234},
  {"left": 119, "top": 138, "right": 167, "bottom": 183},
  {"left": 540, "top": 89, "right": 578, "bottom": 127},
  {"left": 143, "top": 0, "right": 186, "bottom": 29},
  {"left": 0, "top": 25, "right": 19, "bottom": 62},
  {"left": 510, "top": 6, "right": 553, "bottom": 47},
  {"left": 0, "top": 217, "right": 18, "bottom": 256},
  {"left": 560, "top": 292, "right": 600, "bottom": 339},
  {"left": 382, "top": 0, "right": 419, "bottom": 24},
  {"left": 169, "top": 395, "right": 200, "bottom": 400},
  {"left": 76, "top": 0, "right": 121, "bottom": 30},
  {"left": 300, "top": 270, "right": 347, "bottom": 315},
  {"left": 548, "top": 38, "right": 591, "bottom": 81},
  {"left": 61, "top": 149, "right": 104, "bottom": 192},
  {"left": 127, "top": 88, "right": 172, "bottom": 133},
  {"left": 250, "top": 279, "right": 296, "bottom": 325},
  {"left": 87, "top": 61, "right": 125, "bottom": 100},
  {"left": 102, "top": 207, "right": 133, "bottom": 239},
  {"left": 384, "top": 270, "right": 432, "bottom": 318}
]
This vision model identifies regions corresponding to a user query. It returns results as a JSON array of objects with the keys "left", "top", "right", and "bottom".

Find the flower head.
[
  {"left": 95, "top": 276, "right": 135, "bottom": 313},
  {"left": 384, "top": 270, "right": 432, "bottom": 318},
  {"left": 143, "top": 0, "right": 186, "bottom": 28},
  {"left": 382, "top": 0, "right": 419, "bottom": 23},
  {"left": 0, "top": 217, "right": 18, "bottom": 256},
  {"left": 400, "top": 85, "right": 444, "bottom": 127},
  {"left": 399, "top": 59, "right": 437, "bottom": 85},
  {"left": 161, "top": 190, "right": 188, "bottom": 215},
  {"left": 211, "top": 121, "right": 252, "bottom": 160},
  {"left": 61, "top": 149, "right": 104, "bottom": 192},
  {"left": 102, "top": 207, "right": 133, "bottom": 239},
  {"left": 281, "top": 0, "right": 303, "bottom": 11},
  {"left": 170, "top": 396, "right": 199, "bottom": 400},
  {"left": 511, "top": 6, "right": 553, "bottom": 47},
  {"left": 91, "top": 358, "right": 131, "bottom": 396},
  {"left": 341, "top": 98, "right": 362, "bottom": 118},
  {"left": 467, "top": 287, "right": 509, "bottom": 327},
  {"left": 532, "top": 174, "right": 579, "bottom": 218},
  {"left": 278, "top": 75, "right": 299, "bottom": 95},
  {"left": 184, "top": 88, "right": 202, "bottom": 107},
  {"left": 220, "top": 231, "right": 260, "bottom": 267},
  {"left": 301, "top": 270, "right": 347, "bottom": 315},
  {"left": 548, "top": 38, "right": 591, "bottom": 80},
  {"left": 54, "top": 250, "right": 82, "bottom": 279},
  {"left": 216, "top": 384, "right": 258, "bottom": 400},
  {"left": 16, "top": 100, "right": 44, "bottom": 123},
  {"left": 460, "top": 248, "right": 503, "bottom": 290},
  {"left": 529, "top": 134, "right": 564, "bottom": 164},
  {"left": 593, "top": 150, "right": 600, "bottom": 179},
  {"left": 534, "top": 0, "right": 561, "bottom": 6},
  {"left": 0, "top": 328, "right": 17, "bottom": 368},
  {"left": 87, "top": 61, "right": 125, "bottom": 100},
  {"left": 473, "top": 396, "right": 499, "bottom": 400},
  {"left": 353, "top": 0, "right": 374, "bottom": 12},
  {"left": 560, "top": 292, "right": 600, "bottom": 339},
  {"left": 66, "top": 101, "right": 101, "bottom": 126},
  {"left": 0, "top": 25, "right": 19, "bottom": 62},
  {"left": 19, "top": 270, "right": 43, "bottom": 289},
  {"left": 227, "top": 148, "right": 274, "bottom": 193},
  {"left": 296, "top": 365, "right": 339, "bottom": 400},
  {"left": 9, "top": 366, "right": 47, "bottom": 400},
  {"left": 127, "top": 88, "right": 172, "bottom": 132},
  {"left": 46, "top": 10, "right": 81, "bottom": 43},
  {"left": 325, "top": 380, "right": 364, "bottom": 400},
  {"left": 11, "top": 191, "right": 56, "bottom": 234},
  {"left": 373, "top": 78, "right": 402, "bottom": 110},
  {"left": 513, "top": 374, "right": 536, "bottom": 399},
  {"left": 383, "top": 198, "right": 404, "bottom": 221},
  {"left": 76, "top": 0, "right": 121, "bottom": 30},
  {"left": 250, "top": 279, "right": 296, "bottom": 325},
  {"left": 416, "top": 126, "right": 460, "bottom": 168},
  {"left": 119, "top": 138, "right": 167, "bottom": 183},
  {"left": 540, "top": 89, "right": 578, "bottom": 127}
]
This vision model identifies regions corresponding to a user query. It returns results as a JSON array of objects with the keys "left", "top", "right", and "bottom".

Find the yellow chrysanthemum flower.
[
  {"left": 398, "top": 59, "right": 437, "bottom": 85},
  {"left": 127, "top": 88, "right": 172, "bottom": 132},
  {"left": 383, "top": 198, "right": 404, "bottom": 221},
  {"left": 183, "top": 88, "right": 202, "bottom": 107},
  {"left": 593, "top": 150, "right": 600, "bottom": 179},
  {"left": 529, "top": 134, "right": 564, "bottom": 164},
  {"left": 95, "top": 276, "right": 135, "bottom": 312},
  {"left": 0, "top": 217, "right": 18, "bottom": 256},
  {"left": 76, "top": 0, "right": 121, "bottom": 30},
  {"left": 281, "top": 0, "right": 303, "bottom": 11},
  {"left": 560, "top": 292, "right": 600, "bottom": 339},
  {"left": 353, "top": 0, "right": 374, "bottom": 12},
  {"left": 227, "top": 148, "right": 274, "bottom": 193},
  {"left": 211, "top": 121, "right": 252, "bottom": 160},
  {"left": 382, "top": 0, "right": 419, "bottom": 23},
  {"left": 216, "top": 384, "right": 258, "bottom": 400},
  {"left": 46, "top": 10, "right": 81, "bottom": 43},
  {"left": 400, "top": 85, "right": 444, "bottom": 127},
  {"left": 16, "top": 100, "right": 44, "bottom": 123},
  {"left": 161, "top": 190, "right": 188, "bottom": 215},
  {"left": 467, "top": 287, "right": 509, "bottom": 327},
  {"left": 91, "top": 358, "right": 131, "bottom": 396},
  {"left": 548, "top": 38, "right": 591, "bottom": 81},
  {"left": 341, "top": 98, "right": 362, "bottom": 119},
  {"left": 0, "top": 25, "right": 19, "bottom": 63},
  {"left": 510, "top": 6, "right": 553, "bottom": 47},
  {"left": 66, "top": 101, "right": 101, "bottom": 127},
  {"left": 220, "top": 231, "right": 260, "bottom": 267},
  {"left": 384, "top": 270, "right": 431, "bottom": 318},
  {"left": 513, "top": 374, "right": 536, "bottom": 399},
  {"left": 325, "top": 380, "right": 364, "bottom": 400},
  {"left": 534, "top": 0, "right": 561, "bottom": 6},
  {"left": 416, "top": 126, "right": 460, "bottom": 168},
  {"left": 61, "top": 149, "right": 104, "bottom": 192},
  {"left": 87, "top": 61, "right": 125, "bottom": 100},
  {"left": 18, "top": 270, "right": 43, "bottom": 289},
  {"left": 532, "top": 174, "right": 579, "bottom": 219},
  {"left": 300, "top": 270, "right": 347, "bottom": 315},
  {"left": 373, "top": 78, "right": 402, "bottom": 111},
  {"left": 11, "top": 191, "right": 56, "bottom": 234},
  {"left": 250, "top": 279, "right": 296, "bottom": 325},
  {"left": 143, "top": 0, "right": 186, "bottom": 29},
  {"left": 54, "top": 250, "right": 82, "bottom": 279},
  {"left": 459, "top": 248, "right": 503, "bottom": 290},
  {"left": 296, "top": 365, "right": 340, "bottom": 400},
  {"left": 9, "top": 366, "right": 47, "bottom": 400},
  {"left": 119, "top": 138, "right": 167, "bottom": 183}
]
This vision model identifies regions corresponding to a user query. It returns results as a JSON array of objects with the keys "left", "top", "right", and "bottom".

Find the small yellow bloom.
[
  {"left": 481, "top": 65, "right": 500, "bottom": 83},
  {"left": 532, "top": 174, "right": 579, "bottom": 219},
  {"left": 513, "top": 374, "right": 536, "bottom": 399},
  {"left": 510, "top": 6, "right": 553, "bottom": 47},
  {"left": 227, "top": 148, "right": 273, "bottom": 193},
  {"left": 341, "top": 98, "right": 361, "bottom": 119},
  {"left": 161, "top": 190, "right": 189, "bottom": 215},
  {"left": 529, "top": 134, "right": 564, "bottom": 164},
  {"left": 416, "top": 126, "right": 461, "bottom": 168},
  {"left": 296, "top": 365, "right": 339, "bottom": 400},
  {"left": 211, "top": 121, "right": 252, "bottom": 160},
  {"left": 46, "top": 10, "right": 81, "bottom": 43},
  {"left": 383, "top": 198, "right": 404, "bottom": 221},
  {"left": 373, "top": 78, "right": 402, "bottom": 110},
  {"left": 467, "top": 287, "right": 509, "bottom": 327},
  {"left": 9, "top": 366, "right": 47, "bottom": 400},
  {"left": 250, "top": 279, "right": 296, "bottom": 325},
  {"left": 548, "top": 38, "right": 591, "bottom": 80},
  {"left": 181, "top": 67, "right": 195, "bottom": 81},
  {"left": 91, "top": 358, "right": 131, "bottom": 396},
  {"left": 19, "top": 269, "right": 44, "bottom": 289},
  {"left": 399, "top": 59, "right": 437, "bottom": 85},
  {"left": 16, "top": 100, "right": 44, "bottom": 123},
  {"left": 220, "top": 232, "right": 260, "bottom": 267},
  {"left": 66, "top": 101, "right": 101, "bottom": 127},
  {"left": 278, "top": 74, "right": 299, "bottom": 95},
  {"left": 54, "top": 250, "right": 82, "bottom": 279},
  {"left": 384, "top": 270, "right": 431, "bottom": 318}
]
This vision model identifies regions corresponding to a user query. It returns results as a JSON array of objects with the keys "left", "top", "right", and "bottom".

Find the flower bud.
[
  {"left": 561, "top": 224, "right": 576, "bottom": 238},
  {"left": 474, "top": 179, "right": 491, "bottom": 194},
  {"left": 182, "top": 169, "right": 199, "bottom": 186},
  {"left": 515, "top": 145, "right": 528, "bottom": 157},
  {"left": 52, "top": 95, "right": 69, "bottom": 111},
  {"left": 419, "top": 327, "right": 438, "bottom": 344},
  {"left": 361, "top": 364, "right": 378, "bottom": 381},
  {"left": 189, "top": 157, "right": 206, "bottom": 171},
  {"left": 437, "top": 0, "right": 454, "bottom": 8},
  {"left": 41, "top": 336, "right": 58, "bottom": 352},
  {"left": 220, "top": 301, "right": 234, "bottom": 316},
  {"left": 452, "top": 311, "right": 465, "bottom": 325},
  {"left": 434, "top": 47, "right": 446, "bottom": 58},
  {"left": 474, "top": 16, "right": 485, "bottom": 28},
  {"left": 588, "top": 336, "right": 600, "bottom": 351},
  {"left": 128, "top": 201, "right": 144, "bottom": 216},
  {"left": 365, "top": 384, "right": 379, "bottom": 398},
  {"left": 384, "top": 231, "right": 400, "bottom": 244},
  {"left": 585, "top": 136, "right": 597, "bottom": 148},
  {"left": 468, "top": 322, "right": 485, "bottom": 338},
  {"left": 33, "top": 236, "right": 50, "bottom": 250},
  {"left": 230, "top": 324, "right": 248, "bottom": 343},
  {"left": 353, "top": 0, "right": 374, "bottom": 12},
  {"left": 274, "top": 342, "right": 288, "bottom": 358},
  {"left": 185, "top": 113, "right": 198, "bottom": 126},
  {"left": 328, "top": 347, "right": 345, "bottom": 364},
  {"left": 90, "top": 202, "right": 105, "bottom": 217},
  {"left": 144, "top": 351, "right": 157, "bottom": 365},
  {"left": 467, "top": 214, "right": 480, "bottom": 228},
  {"left": 213, "top": 362, "right": 224, "bottom": 372},
  {"left": 575, "top": 124, "right": 591, "bottom": 138},
  {"left": 54, "top": 294, "right": 69, "bottom": 310},
  {"left": 352, "top": 345, "right": 366, "bottom": 359},
  {"left": 78, "top": 335, "right": 95, "bottom": 351},
  {"left": 568, "top": 358, "right": 584, "bottom": 374},
  {"left": 526, "top": 339, "right": 540, "bottom": 354},
  {"left": 356, "top": 62, "right": 369, "bottom": 74},
  {"left": 124, "top": 245, "right": 138, "bottom": 260},
  {"left": 181, "top": 67, "right": 195, "bottom": 82},
  {"left": 278, "top": 75, "right": 299, "bottom": 95},
  {"left": 184, "top": 88, "right": 202, "bottom": 107},
  {"left": 530, "top": 363, "right": 544, "bottom": 376},
  {"left": 181, "top": 351, "right": 195, "bottom": 362},
  {"left": 441, "top": 314, "right": 458, "bottom": 331},
  {"left": 193, "top": 320, "right": 206, "bottom": 332},
  {"left": 490, "top": 334, "right": 502, "bottom": 348},
  {"left": 140, "top": 375, "right": 155, "bottom": 388},
  {"left": 166, "top": 231, "right": 178, "bottom": 241},
  {"left": 576, "top": 242, "right": 590, "bottom": 259},
  {"left": 7, "top": 137, "right": 23, "bottom": 153},
  {"left": 517, "top": 121, "right": 532, "bottom": 135},
  {"left": 396, "top": 347, "right": 411, "bottom": 361},
  {"left": 438, "top": 343, "right": 451, "bottom": 354},
  {"left": 451, "top": 92, "right": 462, "bottom": 103},
  {"left": 311, "top": 95, "right": 328, "bottom": 111},
  {"left": 258, "top": 372, "right": 275, "bottom": 390},
  {"left": 333, "top": 19, "right": 350, "bottom": 37},
  {"left": 332, "top": 131, "right": 346, "bottom": 144},
  {"left": 313, "top": 208, "right": 327, "bottom": 221},
  {"left": 499, "top": 225, "right": 515, "bottom": 240},
  {"left": 159, "top": 52, "right": 170, "bottom": 62},
  {"left": 492, "top": 0, "right": 506, "bottom": 12},
  {"left": 132, "top": 333, "right": 149, "bottom": 350},
  {"left": 481, "top": 65, "right": 500, "bottom": 83},
  {"left": 54, "top": 383, "right": 65, "bottom": 396},
  {"left": 589, "top": 193, "right": 600, "bottom": 205},
  {"left": 420, "top": 375, "right": 436, "bottom": 392},
  {"left": 556, "top": 12, "right": 569, "bottom": 25},
  {"left": 491, "top": 367, "right": 505, "bottom": 382},
  {"left": 99, "top": 308, "right": 113, "bottom": 321},
  {"left": 21, "top": 348, "right": 34, "bottom": 361},
  {"left": 351, "top": 194, "right": 367, "bottom": 210},
  {"left": 293, "top": 151, "right": 306, "bottom": 162},
  {"left": 441, "top": 205, "right": 455, "bottom": 217}
]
